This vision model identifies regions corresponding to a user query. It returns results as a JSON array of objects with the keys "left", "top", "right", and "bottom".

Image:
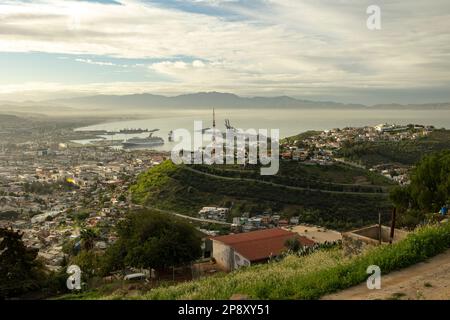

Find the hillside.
[
  {"left": 338, "top": 129, "right": 450, "bottom": 167},
  {"left": 61, "top": 222, "right": 450, "bottom": 300},
  {"left": 130, "top": 161, "right": 393, "bottom": 230},
  {"left": 141, "top": 222, "right": 450, "bottom": 300}
]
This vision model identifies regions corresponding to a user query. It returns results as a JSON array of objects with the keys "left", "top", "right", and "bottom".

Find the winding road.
[{"left": 183, "top": 166, "right": 389, "bottom": 197}]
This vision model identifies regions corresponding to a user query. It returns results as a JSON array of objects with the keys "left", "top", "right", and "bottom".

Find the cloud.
[
  {"left": 74, "top": 58, "right": 129, "bottom": 67},
  {"left": 0, "top": 0, "right": 449, "bottom": 103}
]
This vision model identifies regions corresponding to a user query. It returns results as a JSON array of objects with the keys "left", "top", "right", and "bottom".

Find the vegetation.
[
  {"left": 99, "top": 221, "right": 450, "bottom": 300},
  {"left": 80, "top": 228, "right": 98, "bottom": 251},
  {"left": 281, "top": 130, "right": 321, "bottom": 148},
  {"left": 0, "top": 210, "right": 19, "bottom": 221},
  {"left": 284, "top": 238, "right": 302, "bottom": 252},
  {"left": 338, "top": 129, "right": 450, "bottom": 167},
  {"left": 390, "top": 150, "right": 450, "bottom": 227},
  {"left": 101, "top": 210, "right": 202, "bottom": 274},
  {"left": 52, "top": 209, "right": 203, "bottom": 298},
  {"left": 0, "top": 228, "right": 47, "bottom": 299},
  {"left": 70, "top": 250, "right": 103, "bottom": 281},
  {"left": 70, "top": 210, "right": 91, "bottom": 223},
  {"left": 23, "top": 180, "right": 79, "bottom": 195},
  {"left": 190, "top": 162, "right": 392, "bottom": 193},
  {"left": 130, "top": 160, "right": 392, "bottom": 230}
]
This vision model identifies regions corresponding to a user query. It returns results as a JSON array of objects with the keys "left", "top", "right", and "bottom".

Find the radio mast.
[{"left": 212, "top": 107, "right": 216, "bottom": 157}]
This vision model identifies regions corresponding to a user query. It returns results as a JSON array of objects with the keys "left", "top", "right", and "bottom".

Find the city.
[
  {"left": 0, "top": 116, "right": 444, "bottom": 275},
  {"left": 1, "top": 0, "right": 450, "bottom": 312}
]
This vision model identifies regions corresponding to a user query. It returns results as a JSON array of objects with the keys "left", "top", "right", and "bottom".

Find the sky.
[{"left": 0, "top": 0, "right": 449, "bottom": 104}]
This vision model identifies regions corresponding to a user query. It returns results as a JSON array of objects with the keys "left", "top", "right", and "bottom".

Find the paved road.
[{"left": 183, "top": 166, "right": 388, "bottom": 197}]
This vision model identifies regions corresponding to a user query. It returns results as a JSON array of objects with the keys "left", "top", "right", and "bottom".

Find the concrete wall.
[
  {"left": 212, "top": 240, "right": 234, "bottom": 272},
  {"left": 343, "top": 225, "right": 409, "bottom": 256},
  {"left": 212, "top": 240, "right": 252, "bottom": 271},
  {"left": 351, "top": 225, "right": 408, "bottom": 242}
]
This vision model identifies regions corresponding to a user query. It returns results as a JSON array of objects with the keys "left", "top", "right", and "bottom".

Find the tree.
[
  {"left": 390, "top": 186, "right": 411, "bottom": 211},
  {"left": 391, "top": 150, "right": 450, "bottom": 212},
  {"left": 80, "top": 228, "right": 98, "bottom": 251},
  {"left": 73, "top": 210, "right": 90, "bottom": 222},
  {"left": 102, "top": 210, "right": 202, "bottom": 273},
  {"left": 390, "top": 150, "right": 450, "bottom": 227},
  {"left": 408, "top": 150, "right": 450, "bottom": 212},
  {"left": 284, "top": 237, "right": 301, "bottom": 252},
  {"left": 70, "top": 250, "right": 101, "bottom": 279},
  {"left": 0, "top": 228, "right": 47, "bottom": 299}
]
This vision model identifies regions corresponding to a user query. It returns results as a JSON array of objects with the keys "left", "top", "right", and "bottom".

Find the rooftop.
[{"left": 212, "top": 228, "right": 315, "bottom": 261}]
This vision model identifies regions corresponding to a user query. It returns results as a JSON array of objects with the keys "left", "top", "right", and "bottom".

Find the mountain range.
[
  {"left": 1, "top": 92, "right": 450, "bottom": 113},
  {"left": 48, "top": 92, "right": 450, "bottom": 110}
]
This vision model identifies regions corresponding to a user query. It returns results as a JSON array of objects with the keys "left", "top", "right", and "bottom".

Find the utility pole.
[
  {"left": 390, "top": 207, "right": 397, "bottom": 244},
  {"left": 212, "top": 107, "right": 216, "bottom": 145},
  {"left": 212, "top": 107, "right": 216, "bottom": 160},
  {"left": 378, "top": 211, "right": 382, "bottom": 245}
]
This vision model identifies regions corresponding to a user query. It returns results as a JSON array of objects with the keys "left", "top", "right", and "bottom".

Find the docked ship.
[
  {"left": 118, "top": 128, "right": 150, "bottom": 134},
  {"left": 122, "top": 132, "right": 164, "bottom": 148}
]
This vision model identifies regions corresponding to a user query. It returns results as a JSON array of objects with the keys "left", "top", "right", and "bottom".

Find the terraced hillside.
[{"left": 130, "top": 161, "right": 393, "bottom": 230}]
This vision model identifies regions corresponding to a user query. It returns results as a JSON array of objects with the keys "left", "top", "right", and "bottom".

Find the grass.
[
  {"left": 130, "top": 160, "right": 392, "bottom": 230},
  {"left": 95, "top": 221, "right": 450, "bottom": 300}
]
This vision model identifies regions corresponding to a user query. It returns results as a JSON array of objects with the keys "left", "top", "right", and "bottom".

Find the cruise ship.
[{"left": 122, "top": 132, "right": 164, "bottom": 148}]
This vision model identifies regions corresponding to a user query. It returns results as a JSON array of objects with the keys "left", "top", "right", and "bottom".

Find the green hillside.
[
  {"left": 130, "top": 161, "right": 393, "bottom": 230},
  {"left": 338, "top": 129, "right": 450, "bottom": 167}
]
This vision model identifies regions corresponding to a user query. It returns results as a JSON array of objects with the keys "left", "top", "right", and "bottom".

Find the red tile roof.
[{"left": 212, "top": 228, "right": 315, "bottom": 262}]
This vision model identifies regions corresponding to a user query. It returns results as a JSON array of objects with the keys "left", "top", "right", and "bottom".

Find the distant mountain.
[
  {"left": 0, "top": 102, "right": 77, "bottom": 116},
  {"left": 371, "top": 102, "right": 450, "bottom": 110},
  {"left": 3, "top": 92, "right": 450, "bottom": 112},
  {"left": 49, "top": 92, "right": 367, "bottom": 109}
]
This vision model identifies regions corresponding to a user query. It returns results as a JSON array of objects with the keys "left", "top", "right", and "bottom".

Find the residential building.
[{"left": 211, "top": 228, "right": 314, "bottom": 271}]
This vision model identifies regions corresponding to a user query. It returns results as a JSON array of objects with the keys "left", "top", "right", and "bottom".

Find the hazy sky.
[{"left": 0, "top": 0, "right": 449, "bottom": 104}]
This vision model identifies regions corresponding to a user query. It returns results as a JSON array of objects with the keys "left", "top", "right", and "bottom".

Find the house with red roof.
[{"left": 211, "top": 228, "right": 315, "bottom": 271}]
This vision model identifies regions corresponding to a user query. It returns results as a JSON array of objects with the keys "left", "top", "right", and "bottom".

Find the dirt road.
[{"left": 322, "top": 249, "right": 450, "bottom": 300}]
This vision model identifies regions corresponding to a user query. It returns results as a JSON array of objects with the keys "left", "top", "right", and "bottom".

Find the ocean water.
[{"left": 76, "top": 108, "right": 450, "bottom": 151}]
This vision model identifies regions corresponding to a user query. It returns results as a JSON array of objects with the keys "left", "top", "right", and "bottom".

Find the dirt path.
[
  {"left": 144, "top": 205, "right": 231, "bottom": 226},
  {"left": 323, "top": 249, "right": 450, "bottom": 300}
]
